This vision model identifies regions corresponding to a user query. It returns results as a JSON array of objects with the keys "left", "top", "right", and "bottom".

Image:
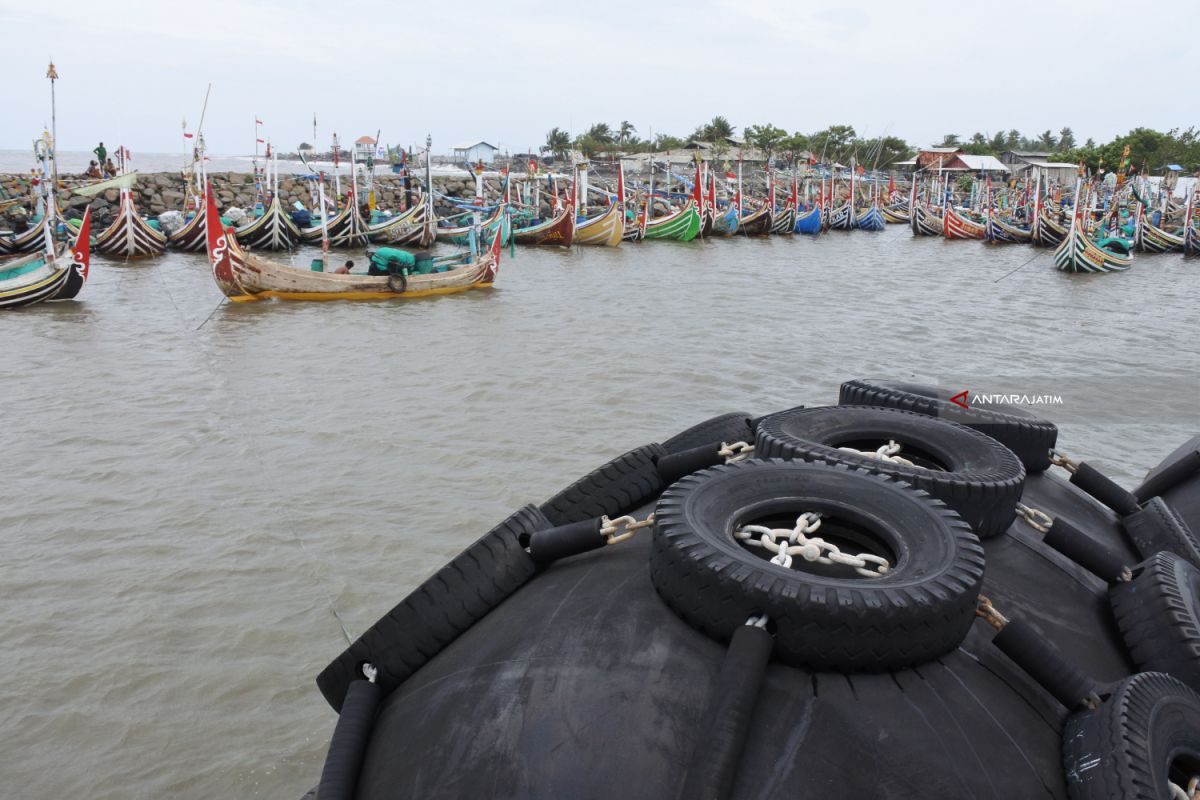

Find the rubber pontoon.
[{"left": 305, "top": 379, "right": 1200, "bottom": 800}]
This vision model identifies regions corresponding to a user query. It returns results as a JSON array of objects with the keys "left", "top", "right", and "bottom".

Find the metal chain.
[
  {"left": 838, "top": 439, "right": 916, "bottom": 467},
  {"left": 975, "top": 596, "right": 1009, "bottom": 631},
  {"left": 734, "top": 512, "right": 890, "bottom": 578},
  {"left": 362, "top": 662, "right": 378, "bottom": 683},
  {"left": 1050, "top": 449, "right": 1079, "bottom": 474},
  {"left": 719, "top": 441, "right": 755, "bottom": 463},
  {"left": 1015, "top": 503, "right": 1053, "bottom": 534},
  {"left": 601, "top": 513, "right": 655, "bottom": 545},
  {"left": 746, "top": 614, "right": 769, "bottom": 629}
]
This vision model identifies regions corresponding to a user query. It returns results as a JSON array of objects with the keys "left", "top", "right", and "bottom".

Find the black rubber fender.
[
  {"left": 650, "top": 459, "right": 985, "bottom": 671},
  {"left": 528, "top": 518, "right": 606, "bottom": 564},
  {"left": 992, "top": 618, "right": 1100, "bottom": 709},
  {"left": 1134, "top": 443, "right": 1200, "bottom": 504},
  {"left": 1110, "top": 552, "right": 1200, "bottom": 692},
  {"left": 316, "top": 505, "right": 547, "bottom": 711},
  {"left": 539, "top": 443, "right": 666, "bottom": 526},
  {"left": 839, "top": 378, "right": 1058, "bottom": 472},
  {"left": 386, "top": 270, "right": 407, "bottom": 293},
  {"left": 755, "top": 405, "right": 1025, "bottom": 539},
  {"left": 678, "top": 624, "right": 774, "bottom": 800},
  {"left": 1062, "top": 672, "right": 1200, "bottom": 799},
  {"left": 1069, "top": 462, "right": 1140, "bottom": 517},
  {"left": 661, "top": 412, "right": 754, "bottom": 454},
  {"left": 317, "top": 679, "right": 381, "bottom": 800},
  {"left": 1122, "top": 497, "right": 1200, "bottom": 568},
  {"left": 1043, "top": 517, "right": 1132, "bottom": 584}
]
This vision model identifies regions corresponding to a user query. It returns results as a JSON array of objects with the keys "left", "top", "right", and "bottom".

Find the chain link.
[
  {"left": 719, "top": 441, "right": 755, "bottom": 464},
  {"left": 601, "top": 513, "right": 655, "bottom": 545},
  {"left": 838, "top": 439, "right": 917, "bottom": 467},
  {"left": 362, "top": 662, "right": 378, "bottom": 683},
  {"left": 1050, "top": 449, "right": 1079, "bottom": 474},
  {"left": 1015, "top": 503, "right": 1053, "bottom": 534},
  {"left": 734, "top": 512, "right": 890, "bottom": 578},
  {"left": 975, "top": 596, "right": 1010, "bottom": 631}
]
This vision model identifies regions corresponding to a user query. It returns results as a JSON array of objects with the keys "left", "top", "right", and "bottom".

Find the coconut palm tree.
[
  {"left": 618, "top": 121, "right": 637, "bottom": 146},
  {"left": 544, "top": 127, "right": 571, "bottom": 160}
]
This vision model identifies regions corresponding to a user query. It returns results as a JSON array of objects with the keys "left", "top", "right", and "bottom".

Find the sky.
[{"left": 2, "top": 0, "right": 1196, "bottom": 156}]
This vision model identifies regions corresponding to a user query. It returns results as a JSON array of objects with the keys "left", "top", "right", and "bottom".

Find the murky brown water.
[{"left": 3, "top": 228, "right": 1198, "bottom": 798}]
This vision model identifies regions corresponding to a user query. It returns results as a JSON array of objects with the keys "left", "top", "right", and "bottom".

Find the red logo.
[{"left": 949, "top": 390, "right": 970, "bottom": 410}]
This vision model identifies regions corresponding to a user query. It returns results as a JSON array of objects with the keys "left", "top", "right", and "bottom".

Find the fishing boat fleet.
[{"left": 6, "top": 67, "right": 1198, "bottom": 308}]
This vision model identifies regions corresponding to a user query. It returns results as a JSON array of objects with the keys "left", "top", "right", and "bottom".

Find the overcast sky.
[{"left": 2, "top": 0, "right": 1195, "bottom": 156}]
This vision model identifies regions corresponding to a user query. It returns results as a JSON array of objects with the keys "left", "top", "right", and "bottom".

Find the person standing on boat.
[{"left": 93, "top": 142, "right": 106, "bottom": 169}]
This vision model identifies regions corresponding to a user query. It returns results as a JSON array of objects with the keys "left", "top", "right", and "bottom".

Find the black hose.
[
  {"left": 317, "top": 679, "right": 381, "bottom": 800},
  {"left": 678, "top": 624, "right": 774, "bottom": 800}
]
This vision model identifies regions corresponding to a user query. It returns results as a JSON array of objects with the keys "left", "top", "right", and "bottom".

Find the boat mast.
[
  {"left": 318, "top": 173, "right": 330, "bottom": 270},
  {"left": 45, "top": 60, "right": 59, "bottom": 254}
]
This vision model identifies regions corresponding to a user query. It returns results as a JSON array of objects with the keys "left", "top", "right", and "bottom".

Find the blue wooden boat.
[
  {"left": 794, "top": 205, "right": 821, "bottom": 235},
  {"left": 856, "top": 205, "right": 886, "bottom": 231}
]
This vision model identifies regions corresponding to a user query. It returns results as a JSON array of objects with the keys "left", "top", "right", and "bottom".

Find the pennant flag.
[
  {"left": 256, "top": 138, "right": 265, "bottom": 144},
  {"left": 255, "top": 118, "right": 263, "bottom": 125},
  {"left": 183, "top": 132, "right": 194, "bottom": 139}
]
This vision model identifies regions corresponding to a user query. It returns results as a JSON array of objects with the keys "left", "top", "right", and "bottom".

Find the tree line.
[{"left": 542, "top": 119, "right": 1200, "bottom": 174}]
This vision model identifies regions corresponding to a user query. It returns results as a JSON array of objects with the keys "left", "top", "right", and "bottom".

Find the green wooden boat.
[
  {"left": 436, "top": 207, "right": 511, "bottom": 247},
  {"left": 643, "top": 199, "right": 702, "bottom": 242}
]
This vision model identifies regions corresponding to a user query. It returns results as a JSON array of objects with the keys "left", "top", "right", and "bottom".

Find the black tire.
[
  {"left": 387, "top": 270, "right": 407, "bottom": 293},
  {"left": 661, "top": 412, "right": 754, "bottom": 454},
  {"left": 755, "top": 405, "right": 1025, "bottom": 539},
  {"left": 316, "top": 505, "right": 547, "bottom": 711},
  {"left": 1110, "top": 552, "right": 1200, "bottom": 691},
  {"left": 539, "top": 443, "right": 666, "bottom": 526},
  {"left": 1123, "top": 497, "right": 1200, "bottom": 568},
  {"left": 1062, "top": 672, "right": 1200, "bottom": 800},
  {"left": 839, "top": 379, "right": 1058, "bottom": 472},
  {"left": 650, "top": 459, "right": 985, "bottom": 671}
]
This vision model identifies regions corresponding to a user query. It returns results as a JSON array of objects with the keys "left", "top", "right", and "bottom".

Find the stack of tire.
[{"left": 312, "top": 379, "right": 1200, "bottom": 800}]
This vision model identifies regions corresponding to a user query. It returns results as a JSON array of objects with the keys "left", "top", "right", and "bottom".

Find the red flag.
[
  {"left": 183, "top": 132, "right": 194, "bottom": 139},
  {"left": 256, "top": 138, "right": 265, "bottom": 144},
  {"left": 255, "top": 118, "right": 263, "bottom": 125}
]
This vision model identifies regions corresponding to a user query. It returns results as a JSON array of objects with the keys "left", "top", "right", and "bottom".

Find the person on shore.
[
  {"left": 93, "top": 142, "right": 106, "bottom": 167},
  {"left": 103, "top": 158, "right": 117, "bottom": 178},
  {"left": 333, "top": 260, "right": 355, "bottom": 275},
  {"left": 84, "top": 160, "right": 102, "bottom": 179}
]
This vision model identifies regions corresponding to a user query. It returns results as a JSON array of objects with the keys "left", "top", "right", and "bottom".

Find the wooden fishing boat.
[
  {"left": 827, "top": 201, "right": 857, "bottom": 231},
  {"left": 770, "top": 204, "right": 795, "bottom": 234},
  {"left": 168, "top": 207, "right": 207, "bottom": 252},
  {"left": 909, "top": 201, "right": 943, "bottom": 237},
  {"left": 984, "top": 210, "right": 1032, "bottom": 244},
  {"left": 1054, "top": 182, "right": 1132, "bottom": 273},
  {"left": 1, "top": 207, "right": 91, "bottom": 308},
  {"left": 513, "top": 203, "right": 575, "bottom": 246},
  {"left": 1185, "top": 191, "right": 1198, "bottom": 257},
  {"left": 1031, "top": 207, "right": 1067, "bottom": 247},
  {"left": 0, "top": 211, "right": 54, "bottom": 255},
  {"left": 94, "top": 189, "right": 167, "bottom": 258},
  {"left": 436, "top": 205, "right": 510, "bottom": 247},
  {"left": 643, "top": 199, "right": 702, "bottom": 242},
  {"left": 881, "top": 204, "right": 910, "bottom": 224},
  {"left": 738, "top": 202, "right": 773, "bottom": 236},
  {"left": 856, "top": 205, "right": 886, "bottom": 231},
  {"left": 575, "top": 200, "right": 623, "bottom": 247},
  {"left": 298, "top": 200, "right": 369, "bottom": 248},
  {"left": 943, "top": 206, "right": 985, "bottom": 240},
  {"left": 205, "top": 188, "right": 500, "bottom": 302},
  {"left": 370, "top": 199, "right": 436, "bottom": 246},
  {"left": 710, "top": 204, "right": 738, "bottom": 236},
  {"left": 793, "top": 205, "right": 820, "bottom": 235},
  {"left": 236, "top": 196, "right": 300, "bottom": 250},
  {"left": 1133, "top": 203, "right": 1184, "bottom": 253}
]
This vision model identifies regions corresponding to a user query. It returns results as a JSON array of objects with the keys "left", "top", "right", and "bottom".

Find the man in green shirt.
[{"left": 93, "top": 142, "right": 106, "bottom": 166}]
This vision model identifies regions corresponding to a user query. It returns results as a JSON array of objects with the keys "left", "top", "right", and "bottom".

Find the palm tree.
[
  {"left": 618, "top": 121, "right": 637, "bottom": 146},
  {"left": 586, "top": 123, "right": 614, "bottom": 144},
  {"left": 543, "top": 127, "right": 571, "bottom": 160},
  {"left": 706, "top": 116, "right": 735, "bottom": 142}
]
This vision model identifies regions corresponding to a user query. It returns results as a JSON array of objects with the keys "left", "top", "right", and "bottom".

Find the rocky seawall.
[{"left": 1, "top": 171, "right": 540, "bottom": 229}]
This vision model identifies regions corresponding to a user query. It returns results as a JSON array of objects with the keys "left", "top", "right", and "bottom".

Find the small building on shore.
[
  {"left": 1012, "top": 161, "right": 1077, "bottom": 185},
  {"left": 452, "top": 141, "right": 499, "bottom": 163},
  {"left": 1001, "top": 150, "right": 1053, "bottom": 169}
]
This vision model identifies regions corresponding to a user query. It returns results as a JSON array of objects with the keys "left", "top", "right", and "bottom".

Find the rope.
[
  {"left": 837, "top": 439, "right": 916, "bottom": 466},
  {"left": 734, "top": 512, "right": 890, "bottom": 577}
]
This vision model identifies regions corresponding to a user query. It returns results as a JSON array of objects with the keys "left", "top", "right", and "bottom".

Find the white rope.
[
  {"left": 734, "top": 512, "right": 890, "bottom": 578},
  {"left": 837, "top": 439, "right": 916, "bottom": 466}
]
